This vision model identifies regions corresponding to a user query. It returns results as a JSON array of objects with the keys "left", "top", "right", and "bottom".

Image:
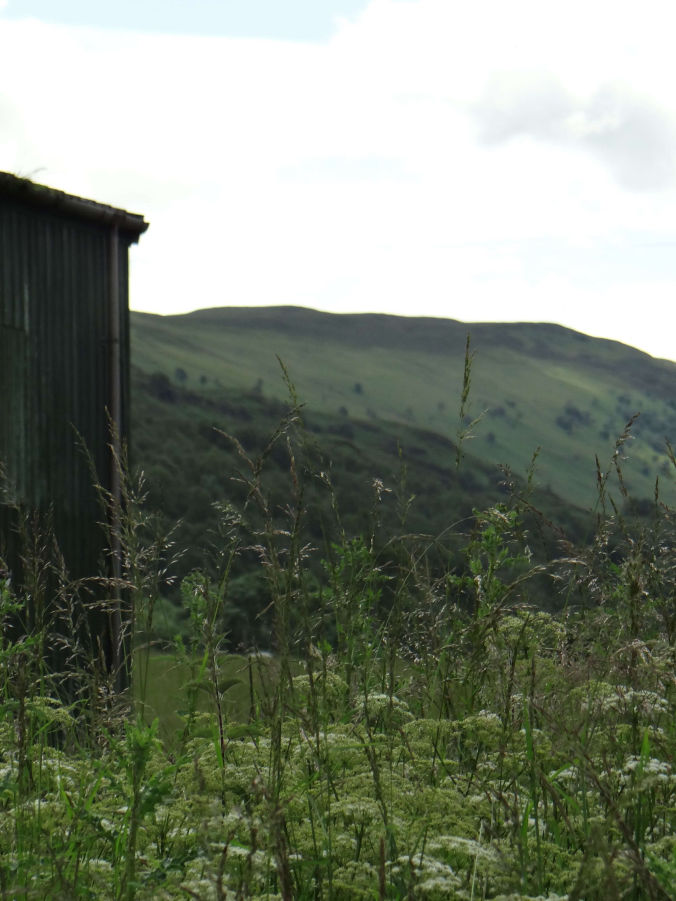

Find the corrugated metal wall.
[{"left": 0, "top": 197, "right": 132, "bottom": 669}]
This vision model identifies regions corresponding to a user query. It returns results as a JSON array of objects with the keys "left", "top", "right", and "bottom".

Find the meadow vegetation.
[{"left": 1, "top": 353, "right": 676, "bottom": 899}]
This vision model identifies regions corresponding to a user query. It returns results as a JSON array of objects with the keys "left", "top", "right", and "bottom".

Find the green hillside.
[
  {"left": 131, "top": 306, "right": 676, "bottom": 510},
  {"left": 131, "top": 363, "right": 591, "bottom": 644}
]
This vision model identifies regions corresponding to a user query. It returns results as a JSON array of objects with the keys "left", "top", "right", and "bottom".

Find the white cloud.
[
  {"left": 1, "top": 1, "right": 676, "bottom": 360},
  {"left": 472, "top": 73, "right": 676, "bottom": 191}
]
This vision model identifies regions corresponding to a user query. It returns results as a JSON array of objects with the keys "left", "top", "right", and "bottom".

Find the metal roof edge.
[{"left": 0, "top": 171, "right": 149, "bottom": 241}]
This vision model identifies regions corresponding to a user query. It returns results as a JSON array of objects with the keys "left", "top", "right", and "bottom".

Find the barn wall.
[{"left": 0, "top": 197, "right": 131, "bottom": 589}]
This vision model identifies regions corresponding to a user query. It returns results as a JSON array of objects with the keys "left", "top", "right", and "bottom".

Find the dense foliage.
[
  {"left": 1, "top": 382, "right": 676, "bottom": 898},
  {"left": 131, "top": 366, "right": 589, "bottom": 647}
]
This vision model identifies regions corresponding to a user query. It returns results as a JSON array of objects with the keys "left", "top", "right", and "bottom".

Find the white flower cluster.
[
  {"left": 353, "top": 692, "right": 415, "bottom": 727},
  {"left": 389, "top": 853, "right": 462, "bottom": 895},
  {"left": 492, "top": 894, "right": 569, "bottom": 901},
  {"left": 579, "top": 683, "right": 669, "bottom": 719},
  {"left": 619, "top": 755, "right": 674, "bottom": 789},
  {"left": 427, "top": 833, "right": 499, "bottom": 862},
  {"left": 553, "top": 765, "right": 580, "bottom": 784}
]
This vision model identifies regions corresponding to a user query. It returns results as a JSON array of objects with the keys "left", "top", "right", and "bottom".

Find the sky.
[{"left": 1, "top": 0, "right": 676, "bottom": 361}]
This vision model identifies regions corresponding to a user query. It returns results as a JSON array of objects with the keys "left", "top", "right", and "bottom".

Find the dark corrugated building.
[{"left": 0, "top": 172, "right": 148, "bottom": 688}]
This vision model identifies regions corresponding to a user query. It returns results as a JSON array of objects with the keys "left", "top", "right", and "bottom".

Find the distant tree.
[
  {"left": 339, "top": 406, "right": 348, "bottom": 417},
  {"left": 175, "top": 367, "right": 188, "bottom": 384},
  {"left": 328, "top": 422, "right": 355, "bottom": 439},
  {"left": 354, "top": 382, "right": 363, "bottom": 394},
  {"left": 557, "top": 404, "right": 591, "bottom": 434},
  {"left": 148, "top": 372, "right": 177, "bottom": 403},
  {"left": 199, "top": 374, "right": 208, "bottom": 385}
]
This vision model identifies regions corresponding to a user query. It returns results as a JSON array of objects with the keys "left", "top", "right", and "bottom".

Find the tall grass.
[{"left": 1, "top": 363, "right": 675, "bottom": 899}]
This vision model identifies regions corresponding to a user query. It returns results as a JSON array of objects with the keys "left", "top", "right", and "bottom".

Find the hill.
[{"left": 131, "top": 306, "right": 676, "bottom": 510}]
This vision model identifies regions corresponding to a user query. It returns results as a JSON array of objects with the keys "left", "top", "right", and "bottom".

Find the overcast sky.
[{"left": 1, "top": 0, "right": 676, "bottom": 361}]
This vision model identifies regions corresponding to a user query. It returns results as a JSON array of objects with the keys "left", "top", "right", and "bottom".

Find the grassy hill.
[
  {"left": 131, "top": 306, "right": 676, "bottom": 511},
  {"left": 131, "top": 363, "right": 592, "bottom": 644}
]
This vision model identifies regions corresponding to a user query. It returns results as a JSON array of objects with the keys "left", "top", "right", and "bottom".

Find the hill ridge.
[
  {"left": 130, "top": 305, "right": 676, "bottom": 509},
  {"left": 134, "top": 304, "right": 676, "bottom": 368}
]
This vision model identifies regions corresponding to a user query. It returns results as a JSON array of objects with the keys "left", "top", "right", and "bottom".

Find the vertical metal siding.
[{"left": 0, "top": 198, "right": 127, "bottom": 614}]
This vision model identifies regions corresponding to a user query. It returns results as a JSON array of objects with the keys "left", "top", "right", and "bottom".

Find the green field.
[{"left": 134, "top": 651, "right": 289, "bottom": 746}]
